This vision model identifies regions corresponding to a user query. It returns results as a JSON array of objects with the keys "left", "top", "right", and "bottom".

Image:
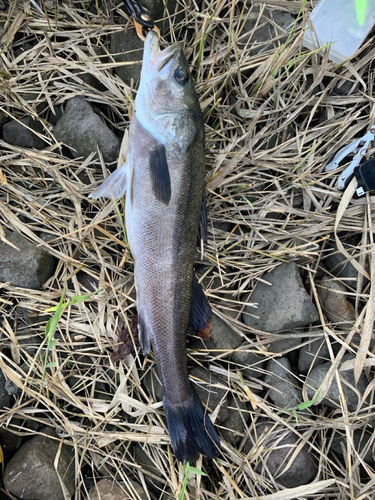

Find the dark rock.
[
  {"left": 0, "top": 110, "right": 7, "bottom": 132},
  {"left": 238, "top": 7, "right": 294, "bottom": 56},
  {"left": 77, "top": 271, "right": 99, "bottom": 293},
  {"left": 89, "top": 479, "right": 147, "bottom": 500},
  {"left": 306, "top": 354, "right": 369, "bottom": 412},
  {"left": 331, "top": 428, "right": 375, "bottom": 464},
  {"left": 316, "top": 278, "right": 355, "bottom": 328},
  {"left": 244, "top": 421, "right": 317, "bottom": 487},
  {"left": 134, "top": 444, "right": 165, "bottom": 490},
  {"left": 231, "top": 343, "right": 265, "bottom": 379},
  {"left": 4, "top": 379, "right": 20, "bottom": 396},
  {"left": 190, "top": 366, "right": 229, "bottom": 422},
  {"left": 264, "top": 357, "right": 302, "bottom": 408},
  {"left": 0, "top": 369, "right": 11, "bottom": 409},
  {"left": 243, "top": 262, "right": 319, "bottom": 333},
  {"left": 3, "top": 427, "right": 75, "bottom": 500},
  {"left": 324, "top": 243, "right": 363, "bottom": 282},
  {"left": 298, "top": 334, "right": 330, "bottom": 374},
  {"left": 3, "top": 116, "right": 47, "bottom": 149},
  {"left": 54, "top": 96, "right": 119, "bottom": 163},
  {"left": 0, "top": 422, "right": 23, "bottom": 452},
  {"left": 143, "top": 367, "right": 163, "bottom": 402},
  {"left": 221, "top": 394, "right": 249, "bottom": 446},
  {"left": 112, "top": 29, "right": 144, "bottom": 86},
  {"left": 0, "top": 231, "right": 55, "bottom": 289},
  {"left": 210, "top": 313, "right": 243, "bottom": 350}
]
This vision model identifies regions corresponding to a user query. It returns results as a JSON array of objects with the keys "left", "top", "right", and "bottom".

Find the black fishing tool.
[{"left": 123, "top": 0, "right": 160, "bottom": 40}]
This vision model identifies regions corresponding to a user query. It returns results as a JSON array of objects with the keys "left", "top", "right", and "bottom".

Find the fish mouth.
[{"left": 144, "top": 30, "right": 181, "bottom": 73}]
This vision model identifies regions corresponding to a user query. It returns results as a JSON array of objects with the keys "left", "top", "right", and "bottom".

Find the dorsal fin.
[{"left": 148, "top": 144, "right": 171, "bottom": 205}]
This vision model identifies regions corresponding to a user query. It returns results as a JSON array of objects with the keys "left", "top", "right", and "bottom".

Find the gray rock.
[
  {"left": 54, "top": 96, "right": 119, "bottom": 163},
  {"left": 190, "top": 366, "right": 229, "bottom": 422},
  {"left": 112, "top": 29, "right": 144, "bottom": 86},
  {"left": 231, "top": 343, "right": 265, "bottom": 378},
  {"left": 298, "top": 334, "right": 330, "bottom": 374},
  {"left": 89, "top": 479, "right": 147, "bottom": 500},
  {"left": 0, "top": 231, "right": 55, "bottom": 289},
  {"left": 316, "top": 278, "right": 355, "bottom": 328},
  {"left": 239, "top": 7, "right": 294, "bottom": 56},
  {"left": 264, "top": 357, "right": 302, "bottom": 409},
  {"left": 0, "top": 369, "right": 11, "bottom": 409},
  {"left": 306, "top": 354, "right": 369, "bottom": 412},
  {"left": 243, "top": 262, "right": 319, "bottom": 333},
  {"left": 3, "top": 427, "right": 75, "bottom": 500},
  {"left": 244, "top": 421, "right": 317, "bottom": 487},
  {"left": 331, "top": 429, "right": 375, "bottom": 464},
  {"left": 221, "top": 394, "right": 249, "bottom": 446},
  {"left": 3, "top": 116, "right": 47, "bottom": 149}
]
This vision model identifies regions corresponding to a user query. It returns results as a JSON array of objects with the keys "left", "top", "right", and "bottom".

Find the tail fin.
[{"left": 164, "top": 384, "right": 220, "bottom": 463}]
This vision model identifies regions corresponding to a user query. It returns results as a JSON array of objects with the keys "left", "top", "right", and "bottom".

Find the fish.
[{"left": 89, "top": 30, "right": 220, "bottom": 463}]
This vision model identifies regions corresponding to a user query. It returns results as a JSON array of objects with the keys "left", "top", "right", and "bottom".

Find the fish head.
[{"left": 135, "top": 30, "right": 203, "bottom": 155}]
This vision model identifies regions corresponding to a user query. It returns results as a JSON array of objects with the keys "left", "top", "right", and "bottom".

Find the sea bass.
[{"left": 89, "top": 30, "right": 220, "bottom": 463}]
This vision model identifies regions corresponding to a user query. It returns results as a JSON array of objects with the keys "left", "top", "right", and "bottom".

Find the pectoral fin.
[
  {"left": 148, "top": 144, "right": 171, "bottom": 205},
  {"left": 190, "top": 274, "right": 212, "bottom": 333},
  {"left": 89, "top": 161, "right": 133, "bottom": 200}
]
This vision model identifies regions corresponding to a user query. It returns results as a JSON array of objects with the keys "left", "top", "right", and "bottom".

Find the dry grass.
[{"left": 1, "top": 0, "right": 375, "bottom": 498}]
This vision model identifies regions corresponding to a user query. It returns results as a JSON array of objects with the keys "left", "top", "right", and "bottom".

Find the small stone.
[
  {"left": 54, "top": 96, "right": 119, "bottom": 163},
  {"left": 3, "top": 116, "right": 47, "bottom": 149},
  {"left": 0, "top": 231, "right": 55, "bottom": 289},
  {"left": 298, "top": 334, "right": 330, "bottom": 374},
  {"left": 77, "top": 271, "right": 99, "bottom": 293},
  {"left": 306, "top": 354, "right": 369, "bottom": 412},
  {"left": 134, "top": 444, "right": 165, "bottom": 490},
  {"left": 231, "top": 343, "right": 265, "bottom": 379},
  {"left": 221, "top": 394, "right": 249, "bottom": 446},
  {"left": 316, "top": 278, "right": 355, "bottom": 328},
  {"left": 112, "top": 29, "right": 144, "bottom": 86},
  {"left": 143, "top": 367, "right": 163, "bottom": 402},
  {"left": 264, "top": 357, "right": 302, "bottom": 409},
  {"left": 0, "top": 426, "right": 23, "bottom": 452},
  {"left": 3, "top": 427, "right": 75, "bottom": 500},
  {"left": 88, "top": 479, "right": 147, "bottom": 500},
  {"left": 190, "top": 366, "right": 229, "bottom": 422},
  {"left": 244, "top": 420, "right": 317, "bottom": 487},
  {"left": 331, "top": 428, "right": 375, "bottom": 464},
  {"left": 243, "top": 262, "right": 319, "bottom": 333},
  {"left": 209, "top": 313, "right": 243, "bottom": 351},
  {"left": 324, "top": 243, "right": 363, "bottom": 282},
  {"left": 268, "top": 334, "right": 302, "bottom": 355},
  {"left": 0, "top": 369, "right": 11, "bottom": 409},
  {"left": 5, "top": 379, "right": 19, "bottom": 396}
]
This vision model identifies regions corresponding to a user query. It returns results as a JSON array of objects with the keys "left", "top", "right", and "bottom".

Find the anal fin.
[{"left": 190, "top": 274, "right": 212, "bottom": 334}]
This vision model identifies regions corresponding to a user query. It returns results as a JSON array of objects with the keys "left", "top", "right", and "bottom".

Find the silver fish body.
[{"left": 90, "top": 30, "right": 220, "bottom": 463}]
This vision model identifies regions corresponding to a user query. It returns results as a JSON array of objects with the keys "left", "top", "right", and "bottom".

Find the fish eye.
[{"left": 175, "top": 68, "right": 189, "bottom": 85}]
